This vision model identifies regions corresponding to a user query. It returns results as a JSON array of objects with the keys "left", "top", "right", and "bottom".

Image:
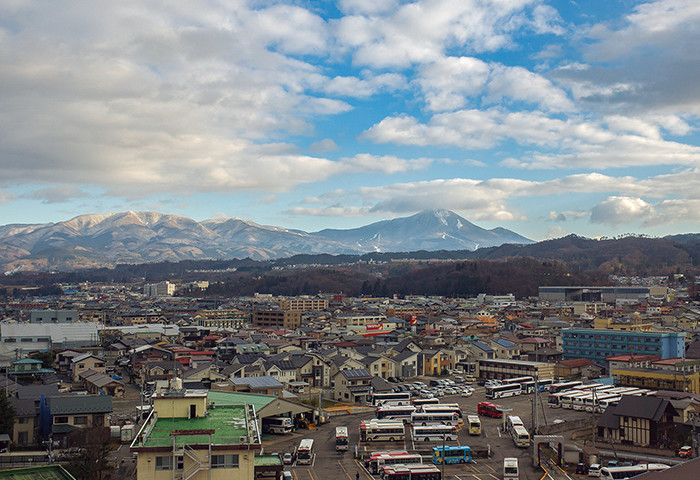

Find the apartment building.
[
  {"left": 252, "top": 309, "right": 301, "bottom": 329},
  {"left": 561, "top": 328, "right": 685, "bottom": 364}
]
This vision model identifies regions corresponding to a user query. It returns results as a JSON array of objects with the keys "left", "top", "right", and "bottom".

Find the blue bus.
[{"left": 432, "top": 445, "right": 472, "bottom": 464}]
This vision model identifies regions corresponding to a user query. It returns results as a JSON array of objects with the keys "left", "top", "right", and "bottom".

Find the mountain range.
[{"left": 0, "top": 210, "right": 533, "bottom": 273}]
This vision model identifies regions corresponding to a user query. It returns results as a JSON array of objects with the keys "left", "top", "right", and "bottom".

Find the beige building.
[
  {"left": 279, "top": 297, "right": 329, "bottom": 311},
  {"left": 71, "top": 354, "right": 106, "bottom": 382},
  {"left": 130, "top": 388, "right": 261, "bottom": 480},
  {"left": 252, "top": 309, "right": 301, "bottom": 329}
]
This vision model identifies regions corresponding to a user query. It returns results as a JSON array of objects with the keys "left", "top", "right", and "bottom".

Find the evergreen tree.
[{"left": 0, "top": 389, "right": 15, "bottom": 435}]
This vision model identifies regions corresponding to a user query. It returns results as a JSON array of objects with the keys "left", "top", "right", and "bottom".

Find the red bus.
[{"left": 477, "top": 402, "right": 503, "bottom": 418}]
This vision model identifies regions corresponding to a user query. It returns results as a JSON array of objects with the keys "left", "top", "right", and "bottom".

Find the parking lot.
[{"left": 262, "top": 380, "right": 596, "bottom": 480}]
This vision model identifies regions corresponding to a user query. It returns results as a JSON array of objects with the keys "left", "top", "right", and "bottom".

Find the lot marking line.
[
  {"left": 355, "top": 459, "right": 372, "bottom": 479},
  {"left": 307, "top": 468, "right": 316, "bottom": 480},
  {"left": 483, "top": 463, "right": 496, "bottom": 473},
  {"left": 337, "top": 459, "right": 353, "bottom": 480}
]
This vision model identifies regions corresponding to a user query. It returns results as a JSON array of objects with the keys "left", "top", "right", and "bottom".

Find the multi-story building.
[
  {"left": 252, "top": 309, "right": 301, "bottom": 330},
  {"left": 337, "top": 314, "right": 386, "bottom": 328},
  {"left": 561, "top": 328, "right": 685, "bottom": 364},
  {"left": 278, "top": 297, "right": 329, "bottom": 311},
  {"left": 539, "top": 286, "right": 668, "bottom": 303},
  {"left": 476, "top": 358, "right": 555, "bottom": 381},
  {"left": 30, "top": 310, "right": 78, "bottom": 323},
  {"left": 143, "top": 281, "right": 175, "bottom": 297},
  {"left": 130, "top": 388, "right": 261, "bottom": 480}
]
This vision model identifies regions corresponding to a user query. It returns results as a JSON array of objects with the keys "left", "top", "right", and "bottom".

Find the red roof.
[{"left": 557, "top": 358, "right": 595, "bottom": 368}]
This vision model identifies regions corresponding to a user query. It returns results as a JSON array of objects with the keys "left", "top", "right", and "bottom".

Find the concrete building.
[
  {"left": 539, "top": 286, "right": 668, "bottom": 303},
  {"left": 278, "top": 297, "right": 329, "bottom": 311},
  {"left": 561, "top": 328, "right": 685, "bottom": 364},
  {"left": 30, "top": 310, "right": 79, "bottom": 324},
  {"left": 143, "top": 281, "right": 175, "bottom": 297},
  {"left": 252, "top": 309, "right": 301, "bottom": 329},
  {"left": 476, "top": 358, "right": 555, "bottom": 381},
  {"left": 130, "top": 388, "right": 261, "bottom": 480}
]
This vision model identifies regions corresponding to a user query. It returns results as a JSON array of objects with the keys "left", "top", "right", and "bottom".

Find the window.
[
  {"left": 211, "top": 454, "right": 239, "bottom": 469},
  {"left": 74, "top": 416, "right": 88, "bottom": 425},
  {"left": 18, "top": 417, "right": 29, "bottom": 424},
  {"left": 155, "top": 456, "right": 173, "bottom": 470},
  {"left": 21, "top": 338, "right": 33, "bottom": 343},
  {"left": 54, "top": 417, "right": 68, "bottom": 424}
]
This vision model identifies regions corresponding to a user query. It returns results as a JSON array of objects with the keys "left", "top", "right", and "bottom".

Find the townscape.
[{"left": 0, "top": 279, "right": 699, "bottom": 480}]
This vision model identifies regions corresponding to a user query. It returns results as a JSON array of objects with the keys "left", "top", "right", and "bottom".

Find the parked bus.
[
  {"left": 380, "top": 464, "right": 442, "bottom": 480},
  {"left": 549, "top": 380, "right": 583, "bottom": 394},
  {"left": 419, "top": 404, "right": 463, "bottom": 419},
  {"left": 412, "top": 425, "right": 458, "bottom": 442},
  {"left": 599, "top": 463, "right": 669, "bottom": 480},
  {"left": 595, "top": 396, "right": 621, "bottom": 413},
  {"left": 537, "top": 378, "right": 554, "bottom": 392},
  {"left": 506, "top": 415, "right": 524, "bottom": 435},
  {"left": 377, "top": 405, "right": 417, "bottom": 421},
  {"left": 365, "top": 450, "right": 411, "bottom": 469},
  {"left": 360, "top": 420, "right": 406, "bottom": 442},
  {"left": 411, "top": 412, "right": 460, "bottom": 426},
  {"left": 477, "top": 402, "right": 503, "bottom": 418},
  {"left": 486, "top": 383, "right": 522, "bottom": 399},
  {"left": 368, "top": 392, "right": 413, "bottom": 406},
  {"left": 503, "top": 458, "right": 519, "bottom": 480},
  {"left": 412, "top": 398, "right": 440, "bottom": 407},
  {"left": 502, "top": 376, "right": 534, "bottom": 386},
  {"left": 583, "top": 393, "right": 620, "bottom": 412},
  {"left": 560, "top": 391, "right": 591, "bottom": 409},
  {"left": 369, "top": 452, "right": 423, "bottom": 474},
  {"left": 511, "top": 425, "right": 530, "bottom": 447},
  {"left": 572, "top": 382, "right": 605, "bottom": 391},
  {"left": 572, "top": 392, "right": 593, "bottom": 411},
  {"left": 432, "top": 445, "right": 472, "bottom": 464},
  {"left": 467, "top": 415, "right": 481, "bottom": 435},
  {"left": 297, "top": 439, "right": 314, "bottom": 465},
  {"left": 335, "top": 426, "right": 349, "bottom": 451},
  {"left": 547, "top": 391, "right": 569, "bottom": 408},
  {"left": 262, "top": 416, "right": 293, "bottom": 434}
]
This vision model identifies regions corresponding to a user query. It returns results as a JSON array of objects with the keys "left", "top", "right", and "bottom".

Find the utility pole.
[{"left": 441, "top": 435, "right": 446, "bottom": 480}]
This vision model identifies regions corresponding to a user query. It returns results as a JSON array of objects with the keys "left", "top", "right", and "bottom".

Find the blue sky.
[{"left": 1, "top": 0, "right": 700, "bottom": 241}]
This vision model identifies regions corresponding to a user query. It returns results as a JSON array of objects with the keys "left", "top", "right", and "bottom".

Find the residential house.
[
  {"left": 420, "top": 349, "right": 453, "bottom": 376},
  {"left": 596, "top": 395, "right": 677, "bottom": 448},
  {"left": 360, "top": 355, "right": 396, "bottom": 380},
  {"left": 71, "top": 354, "right": 106, "bottom": 382},
  {"left": 491, "top": 339, "right": 520, "bottom": 359},
  {"left": 393, "top": 350, "right": 420, "bottom": 378},
  {"left": 333, "top": 369, "right": 372, "bottom": 403},
  {"left": 80, "top": 370, "right": 125, "bottom": 397},
  {"left": 48, "top": 395, "right": 113, "bottom": 447}
]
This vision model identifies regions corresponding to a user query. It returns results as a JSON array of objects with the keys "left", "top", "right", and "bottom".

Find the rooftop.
[{"left": 136, "top": 404, "right": 255, "bottom": 449}]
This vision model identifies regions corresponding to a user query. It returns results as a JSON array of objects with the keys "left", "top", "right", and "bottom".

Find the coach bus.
[
  {"left": 377, "top": 405, "right": 417, "bottom": 421},
  {"left": 485, "top": 383, "right": 522, "bottom": 399},
  {"left": 549, "top": 380, "right": 583, "bottom": 394},
  {"left": 360, "top": 420, "right": 406, "bottom": 442},
  {"left": 368, "top": 392, "right": 412, "bottom": 406},
  {"left": 599, "top": 463, "right": 669, "bottom": 480},
  {"left": 411, "top": 412, "right": 460, "bottom": 426},
  {"left": 335, "top": 426, "right": 349, "bottom": 451},
  {"left": 369, "top": 452, "right": 423, "bottom": 474},
  {"left": 412, "top": 424, "right": 458, "bottom": 442}
]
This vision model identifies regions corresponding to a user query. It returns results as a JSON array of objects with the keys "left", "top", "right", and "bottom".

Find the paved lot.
[{"left": 263, "top": 385, "right": 595, "bottom": 480}]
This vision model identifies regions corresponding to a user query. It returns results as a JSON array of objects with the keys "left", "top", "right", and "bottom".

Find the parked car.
[
  {"left": 588, "top": 464, "right": 601, "bottom": 477},
  {"left": 461, "top": 389, "right": 473, "bottom": 397},
  {"left": 678, "top": 446, "right": 693, "bottom": 458},
  {"left": 281, "top": 471, "right": 293, "bottom": 480},
  {"left": 282, "top": 453, "right": 293, "bottom": 465},
  {"left": 464, "top": 375, "right": 477, "bottom": 383},
  {"left": 606, "top": 460, "right": 618, "bottom": 468}
]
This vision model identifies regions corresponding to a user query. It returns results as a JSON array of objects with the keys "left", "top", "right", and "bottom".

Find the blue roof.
[{"left": 472, "top": 341, "right": 493, "bottom": 352}]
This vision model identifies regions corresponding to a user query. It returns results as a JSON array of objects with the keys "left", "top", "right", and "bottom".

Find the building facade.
[
  {"left": 561, "top": 328, "right": 685, "bottom": 364},
  {"left": 252, "top": 310, "right": 301, "bottom": 330}
]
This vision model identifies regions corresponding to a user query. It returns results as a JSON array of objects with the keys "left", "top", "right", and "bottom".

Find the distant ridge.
[{"left": 0, "top": 209, "right": 533, "bottom": 272}]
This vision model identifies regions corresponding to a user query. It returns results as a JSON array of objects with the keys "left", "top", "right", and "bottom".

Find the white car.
[{"left": 461, "top": 389, "right": 473, "bottom": 397}]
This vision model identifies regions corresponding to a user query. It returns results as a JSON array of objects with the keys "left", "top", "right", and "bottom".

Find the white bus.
[
  {"left": 511, "top": 425, "right": 530, "bottom": 447},
  {"left": 368, "top": 392, "right": 412, "bottom": 406},
  {"left": 595, "top": 396, "right": 621, "bottom": 413},
  {"left": 547, "top": 391, "right": 570, "bottom": 408},
  {"left": 262, "top": 416, "right": 293, "bottom": 434},
  {"left": 297, "top": 438, "right": 314, "bottom": 465},
  {"left": 369, "top": 452, "right": 423, "bottom": 474},
  {"left": 419, "top": 404, "right": 463, "bottom": 419},
  {"left": 560, "top": 391, "right": 591, "bottom": 409},
  {"left": 411, "top": 412, "right": 460, "bottom": 426},
  {"left": 360, "top": 420, "right": 406, "bottom": 442},
  {"left": 583, "top": 393, "right": 620, "bottom": 412},
  {"left": 549, "top": 380, "right": 583, "bottom": 394},
  {"left": 599, "top": 463, "right": 669, "bottom": 480},
  {"left": 412, "top": 397, "right": 440, "bottom": 407},
  {"left": 335, "top": 426, "right": 349, "bottom": 451},
  {"left": 503, "top": 457, "right": 519, "bottom": 480},
  {"left": 412, "top": 424, "right": 458, "bottom": 442},
  {"left": 502, "top": 376, "right": 534, "bottom": 385},
  {"left": 485, "top": 383, "right": 522, "bottom": 399},
  {"left": 377, "top": 405, "right": 416, "bottom": 421},
  {"left": 572, "top": 392, "right": 593, "bottom": 411}
]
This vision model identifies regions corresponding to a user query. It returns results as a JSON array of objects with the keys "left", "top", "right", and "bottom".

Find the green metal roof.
[
  {"left": 254, "top": 455, "right": 283, "bottom": 467},
  {"left": 141, "top": 404, "right": 252, "bottom": 448},
  {"left": 0, "top": 465, "right": 76, "bottom": 479},
  {"left": 207, "top": 391, "right": 277, "bottom": 411}
]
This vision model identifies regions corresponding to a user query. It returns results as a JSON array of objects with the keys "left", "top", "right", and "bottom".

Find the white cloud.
[
  {"left": 487, "top": 65, "right": 574, "bottom": 112},
  {"left": 417, "top": 57, "right": 490, "bottom": 111},
  {"left": 308, "top": 139, "right": 339, "bottom": 153},
  {"left": 590, "top": 196, "right": 653, "bottom": 225},
  {"left": 322, "top": 72, "right": 406, "bottom": 98}
]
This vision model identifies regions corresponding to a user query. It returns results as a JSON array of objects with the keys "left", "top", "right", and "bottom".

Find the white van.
[{"left": 588, "top": 464, "right": 601, "bottom": 477}]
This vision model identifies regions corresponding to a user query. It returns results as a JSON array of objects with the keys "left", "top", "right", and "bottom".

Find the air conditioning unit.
[{"left": 239, "top": 435, "right": 249, "bottom": 443}]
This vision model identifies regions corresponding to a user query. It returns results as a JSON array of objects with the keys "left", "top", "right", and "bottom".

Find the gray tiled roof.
[{"left": 49, "top": 395, "right": 113, "bottom": 415}]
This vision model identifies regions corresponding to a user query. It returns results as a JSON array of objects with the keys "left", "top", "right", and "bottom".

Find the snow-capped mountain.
[{"left": 0, "top": 209, "right": 533, "bottom": 272}]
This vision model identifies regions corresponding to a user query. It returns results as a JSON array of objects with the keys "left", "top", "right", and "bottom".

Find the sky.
[{"left": 1, "top": 0, "right": 700, "bottom": 242}]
